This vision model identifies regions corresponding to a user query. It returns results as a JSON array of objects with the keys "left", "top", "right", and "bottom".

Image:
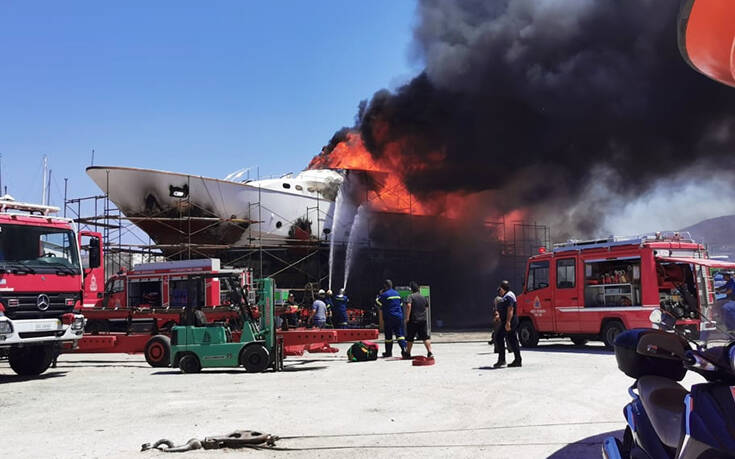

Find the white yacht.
[{"left": 86, "top": 166, "right": 348, "bottom": 248}]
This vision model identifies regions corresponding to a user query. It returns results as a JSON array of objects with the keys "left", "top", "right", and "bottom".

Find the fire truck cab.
[
  {"left": 0, "top": 199, "right": 90, "bottom": 375},
  {"left": 516, "top": 232, "right": 714, "bottom": 348}
]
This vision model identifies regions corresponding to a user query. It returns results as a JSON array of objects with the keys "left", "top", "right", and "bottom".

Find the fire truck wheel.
[
  {"left": 240, "top": 343, "right": 270, "bottom": 373},
  {"left": 602, "top": 321, "right": 624, "bottom": 349},
  {"left": 8, "top": 345, "right": 54, "bottom": 376},
  {"left": 144, "top": 335, "right": 171, "bottom": 368},
  {"left": 179, "top": 354, "right": 201, "bottom": 373},
  {"left": 570, "top": 336, "right": 588, "bottom": 346},
  {"left": 517, "top": 320, "right": 539, "bottom": 348}
]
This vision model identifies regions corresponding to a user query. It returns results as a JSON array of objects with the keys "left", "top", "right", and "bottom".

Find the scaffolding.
[{"left": 65, "top": 169, "right": 550, "bottom": 328}]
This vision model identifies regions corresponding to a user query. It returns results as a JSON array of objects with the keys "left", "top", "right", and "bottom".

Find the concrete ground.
[{"left": 0, "top": 332, "right": 703, "bottom": 458}]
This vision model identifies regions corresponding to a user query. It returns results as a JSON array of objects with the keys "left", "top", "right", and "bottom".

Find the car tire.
[
  {"left": 517, "top": 320, "right": 539, "bottom": 348},
  {"left": 602, "top": 321, "right": 624, "bottom": 349},
  {"left": 144, "top": 335, "right": 171, "bottom": 368}
]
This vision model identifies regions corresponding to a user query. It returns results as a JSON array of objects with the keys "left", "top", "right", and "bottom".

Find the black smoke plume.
[{"left": 340, "top": 0, "right": 735, "bottom": 236}]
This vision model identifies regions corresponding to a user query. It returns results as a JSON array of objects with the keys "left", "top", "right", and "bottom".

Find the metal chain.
[{"left": 142, "top": 430, "right": 278, "bottom": 453}]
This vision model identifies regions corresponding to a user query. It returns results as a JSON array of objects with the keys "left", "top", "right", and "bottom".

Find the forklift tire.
[
  {"left": 179, "top": 354, "right": 201, "bottom": 373},
  {"left": 144, "top": 335, "right": 171, "bottom": 368},
  {"left": 240, "top": 344, "right": 270, "bottom": 373},
  {"left": 602, "top": 320, "right": 624, "bottom": 349},
  {"left": 517, "top": 319, "right": 539, "bottom": 348}
]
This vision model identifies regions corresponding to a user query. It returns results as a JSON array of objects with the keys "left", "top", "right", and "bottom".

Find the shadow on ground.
[
  {"left": 523, "top": 344, "right": 612, "bottom": 355},
  {"left": 547, "top": 429, "right": 623, "bottom": 458},
  {"left": 0, "top": 371, "right": 68, "bottom": 384}
]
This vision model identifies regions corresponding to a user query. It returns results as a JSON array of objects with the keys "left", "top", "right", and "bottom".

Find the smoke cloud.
[{"left": 324, "top": 0, "right": 735, "bottom": 237}]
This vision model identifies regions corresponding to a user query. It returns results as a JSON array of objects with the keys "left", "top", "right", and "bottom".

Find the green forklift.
[{"left": 168, "top": 277, "right": 284, "bottom": 373}]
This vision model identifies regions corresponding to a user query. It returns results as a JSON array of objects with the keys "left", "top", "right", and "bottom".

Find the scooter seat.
[{"left": 637, "top": 375, "right": 688, "bottom": 449}]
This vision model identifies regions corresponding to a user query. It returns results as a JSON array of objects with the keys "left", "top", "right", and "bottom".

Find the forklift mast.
[{"left": 255, "top": 277, "right": 276, "bottom": 352}]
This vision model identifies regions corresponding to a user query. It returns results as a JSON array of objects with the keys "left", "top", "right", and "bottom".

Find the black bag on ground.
[{"left": 347, "top": 341, "right": 378, "bottom": 362}]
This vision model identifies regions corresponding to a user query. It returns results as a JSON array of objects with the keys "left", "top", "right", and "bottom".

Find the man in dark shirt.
[
  {"left": 494, "top": 280, "right": 522, "bottom": 368},
  {"left": 405, "top": 281, "right": 433, "bottom": 359}
]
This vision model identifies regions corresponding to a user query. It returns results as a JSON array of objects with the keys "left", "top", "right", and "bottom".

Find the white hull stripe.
[{"left": 556, "top": 306, "right": 657, "bottom": 312}]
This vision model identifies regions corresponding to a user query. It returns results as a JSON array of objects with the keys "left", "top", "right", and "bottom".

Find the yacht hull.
[{"left": 86, "top": 166, "right": 337, "bottom": 248}]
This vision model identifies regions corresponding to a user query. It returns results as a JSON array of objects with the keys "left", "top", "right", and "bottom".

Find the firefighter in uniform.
[
  {"left": 376, "top": 279, "right": 408, "bottom": 358},
  {"left": 333, "top": 288, "right": 349, "bottom": 328},
  {"left": 494, "top": 280, "right": 522, "bottom": 368}
]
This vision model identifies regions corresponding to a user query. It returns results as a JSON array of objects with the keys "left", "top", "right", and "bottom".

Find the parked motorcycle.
[{"left": 603, "top": 310, "right": 735, "bottom": 458}]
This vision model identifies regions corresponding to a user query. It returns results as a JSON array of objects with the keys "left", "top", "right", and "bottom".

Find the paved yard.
[{"left": 0, "top": 334, "right": 703, "bottom": 458}]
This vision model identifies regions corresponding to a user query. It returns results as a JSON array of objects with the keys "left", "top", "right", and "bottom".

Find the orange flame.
[
  {"left": 308, "top": 131, "right": 526, "bottom": 227},
  {"left": 308, "top": 132, "right": 442, "bottom": 215}
]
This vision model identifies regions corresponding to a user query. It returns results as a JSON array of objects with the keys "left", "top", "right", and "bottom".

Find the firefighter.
[
  {"left": 376, "top": 279, "right": 408, "bottom": 358},
  {"left": 489, "top": 287, "right": 503, "bottom": 351},
  {"left": 333, "top": 288, "right": 349, "bottom": 328},
  {"left": 494, "top": 280, "right": 522, "bottom": 368},
  {"left": 325, "top": 289, "right": 334, "bottom": 327},
  {"left": 281, "top": 293, "right": 298, "bottom": 331},
  {"left": 718, "top": 272, "right": 735, "bottom": 299}
]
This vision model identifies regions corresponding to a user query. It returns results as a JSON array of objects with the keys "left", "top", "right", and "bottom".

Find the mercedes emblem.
[{"left": 36, "top": 294, "right": 50, "bottom": 311}]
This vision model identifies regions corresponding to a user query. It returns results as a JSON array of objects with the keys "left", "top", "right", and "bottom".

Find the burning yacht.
[{"left": 86, "top": 166, "right": 348, "bottom": 248}]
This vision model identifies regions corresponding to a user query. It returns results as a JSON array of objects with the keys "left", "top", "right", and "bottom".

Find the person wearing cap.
[
  {"left": 376, "top": 279, "right": 408, "bottom": 358},
  {"left": 309, "top": 289, "right": 328, "bottom": 329},
  {"left": 333, "top": 288, "right": 349, "bottom": 328},
  {"left": 494, "top": 280, "right": 522, "bottom": 368}
]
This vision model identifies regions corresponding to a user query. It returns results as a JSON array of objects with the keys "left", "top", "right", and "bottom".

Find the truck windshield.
[{"left": 0, "top": 224, "right": 80, "bottom": 273}]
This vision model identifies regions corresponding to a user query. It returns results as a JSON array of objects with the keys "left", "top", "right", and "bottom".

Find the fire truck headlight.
[
  {"left": 71, "top": 316, "right": 85, "bottom": 331},
  {"left": 0, "top": 320, "right": 13, "bottom": 335}
]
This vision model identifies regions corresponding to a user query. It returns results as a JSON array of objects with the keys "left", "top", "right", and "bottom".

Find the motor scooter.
[{"left": 603, "top": 310, "right": 735, "bottom": 458}]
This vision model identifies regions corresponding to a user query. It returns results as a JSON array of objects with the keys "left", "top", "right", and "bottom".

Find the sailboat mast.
[{"left": 41, "top": 155, "right": 48, "bottom": 205}]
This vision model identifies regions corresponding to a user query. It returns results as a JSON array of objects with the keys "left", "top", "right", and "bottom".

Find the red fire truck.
[
  {"left": 74, "top": 255, "right": 378, "bottom": 365},
  {"left": 516, "top": 232, "right": 723, "bottom": 348},
  {"left": 0, "top": 199, "right": 89, "bottom": 375},
  {"left": 82, "top": 258, "right": 250, "bottom": 335}
]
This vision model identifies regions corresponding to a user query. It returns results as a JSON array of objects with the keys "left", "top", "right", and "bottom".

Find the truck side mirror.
[{"left": 88, "top": 237, "right": 101, "bottom": 269}]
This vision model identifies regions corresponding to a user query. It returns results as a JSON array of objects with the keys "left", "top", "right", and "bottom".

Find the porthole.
[
  {"left": 276, "top": 221, "right": 282, "bottom": 229},
  {"left": 295, "top": 185, "right": 303, "bottom": 191},
  {"left": 282, "top": 183, "right": 291, "bottom": 189}
]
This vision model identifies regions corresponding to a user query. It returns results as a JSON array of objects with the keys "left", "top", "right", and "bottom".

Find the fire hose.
[{"left": 141, "top": 430, "right": 278, "bottom": 452}]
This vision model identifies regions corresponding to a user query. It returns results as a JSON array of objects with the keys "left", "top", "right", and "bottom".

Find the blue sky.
[{"left": 0, "top": 1, "right": 419, "bottom": 209}]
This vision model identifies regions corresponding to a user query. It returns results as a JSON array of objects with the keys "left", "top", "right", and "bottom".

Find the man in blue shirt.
[
  {"left": 310, "top": 289, "right": 328, "bottom": 329},
  {"left": 333, "top": 288, "right": 349, "bottom": 328},
  {"left": 376, "top": 279, "right": 408, "bottom": 358},
  {"left": 718, "top": 272, "right": 735, "bottom": 300}
]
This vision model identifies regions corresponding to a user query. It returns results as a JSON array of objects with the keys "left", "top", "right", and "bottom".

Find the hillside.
[{"left": 681, "top": 215, "right": 735, "bottom": 259}]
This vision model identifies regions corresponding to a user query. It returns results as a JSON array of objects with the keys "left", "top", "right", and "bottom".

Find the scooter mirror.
[
  {"left": 649, "top": 309, "right": 662, "bottom": 324},
  {"left": 649, "top": 309, "right": 676, "bottom": 330},
  {"left": 636, "top": 332, "right": 687, "bottom": 360}
]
